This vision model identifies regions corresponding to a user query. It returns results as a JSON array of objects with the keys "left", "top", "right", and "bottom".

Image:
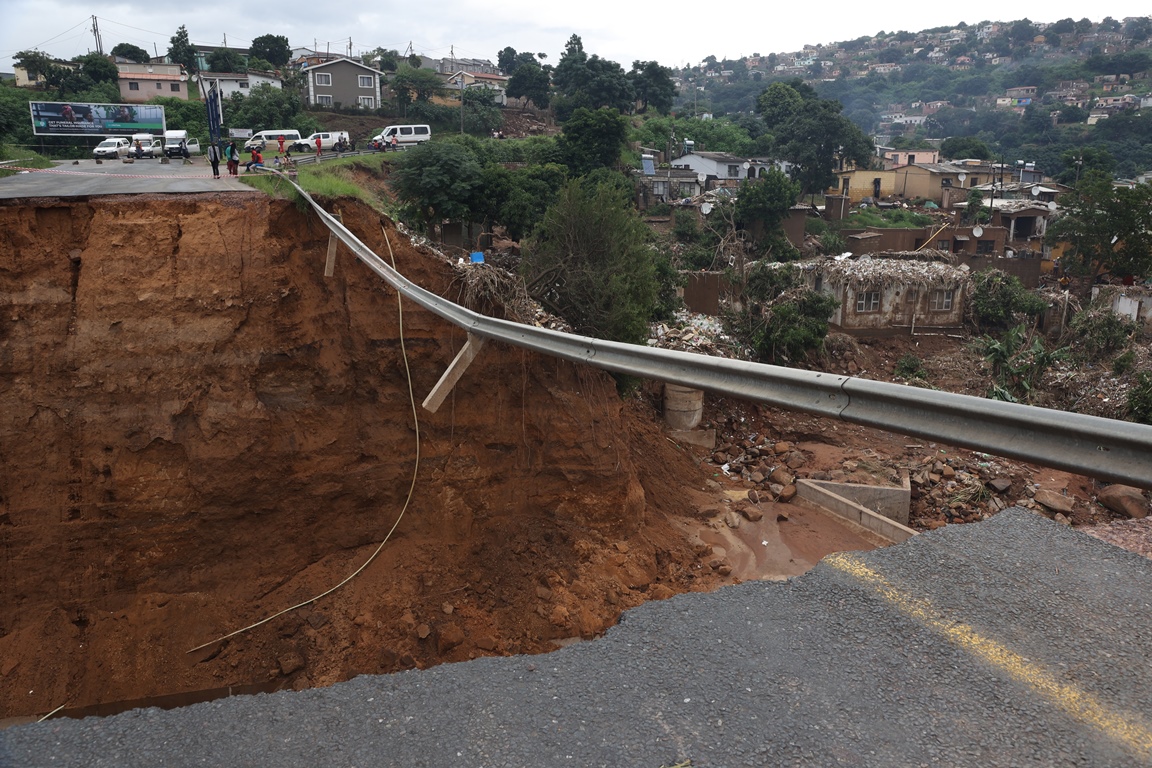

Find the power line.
[{"left": 2, "top": 17, "right": 91, "bottom": 54}]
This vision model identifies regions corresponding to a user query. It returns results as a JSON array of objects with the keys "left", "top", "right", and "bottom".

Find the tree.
[
  {"left": 507, "top": 61, "right": 550, "bottom": 109},
  {"left": 13, "top": 50, "right": 58, "bottom": 83},
  {"left": 1047, "top": 174, "right": 1152, "bottom": 279},
  {"left": 111, "top": 43, "right": 151, "bottom": 63},
  {"left": 628, "top": 60, "right": 675, "bottom": 114},
  {"left": 556, "top": 107, "right": 629, "bottom": 176},
  {"left": 390, "top": 142, "right": 483, "bottom": 232},
  {"left": 389, "top": 65, "right": 446, "bottom": 113},
  {"left": 497, "top": 46, "right": 518, "bottom": 73},
  {"left": 763, "top": 85, "right": 872, "bottom": 197},
  {"left": 207, "top": 48, "right": 243, "bottom": 73},
  {"left": 223, "top": 83, "right": 317, "bottom": 136},
  {"left": 551, "top": 34, "right": 633, "bottom": 117},
  {"left": 249, "top": 34, "right": 290, "bottom": 67},
  {"left": 168, "top": 25, "right": 197, "bottom": 73},
  {"left": 756, "top": 80, "right": 810, "bottom": 129},
  {"left": 246, "top": 57, "right": 275, "bottom": 73},
  {"left": 74, "top": 52, "right": 118, "bottom": 84},
  {"left": 940, "top": 136, "right": 990, "bottom": 160},
  {"left": 733, "top": 169, "right": 799, "bottom": 235},
  {"left": 522, "top": 179, "right": 657, "bottom": 344}
]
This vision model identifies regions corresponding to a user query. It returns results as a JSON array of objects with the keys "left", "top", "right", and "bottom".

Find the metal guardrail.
[{"left": 267, "top": 169, "right": 1152, "bottom": 490}]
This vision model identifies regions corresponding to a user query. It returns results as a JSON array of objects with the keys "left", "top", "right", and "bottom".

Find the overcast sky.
[{"left": 3, "top": 3, "right": 1150, "bottom": 75}]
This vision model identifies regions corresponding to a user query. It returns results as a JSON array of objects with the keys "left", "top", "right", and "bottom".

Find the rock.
[
  {"left": 811, "top": 471, "right": 831, "bottom": 481},
  {"left": 941, "top": 466, "right": 956, "bottom": 479},
  {"left": 717, "top": 564, "right": 733, "bottom": 576},
  {"left": 830, "top": 470, "right": 847, "bottom": 483},
  {"left": 724, "top": 510, "right": 741, "bottom": 529},
  {"left": 776, "top": 512, "right": 789, "bottom": 522},
  {"left": 769, "top": 467, "right": 794, "bottom": 486},
  {"left": 535, "top": 585, "right": 552, "bottom": 600},
  {"left": 650, "top": 584, "right": 675, "bottom": 600},
  {"left": 712, "top": 452, "right": 727, "bottom": 464},
  {"left": 987, "top": 478, "right": 1013, "bottom": 493},
  {"left": 747, "top": 489, "right": 760, "bottom": 503},
  {"left": 306, "top": 612, "right": 328, "bottom": 629},
  {"left": 438, "top": 623, "right": 466, "bottom": 653},
  {"left": 768, "top": 483, "right": 784, "bottom": 496},
  {"left": 708, "top": 558, "right": 724, "bottom": 570},
  {"left": 474, "top": 635, "right": 498, "bottom": 651},
  {"left": 842, "top": 461, "right": 859, "bottom": 472},
  {"left": 1097, "top": 485, "right": 1149, "bottom": 519},
  {"left": 416, "top": 623, "right": 432, "bottom": 640},
  {"left": 779, "top": 484, "right": 797, "bottom": 502},
  {"left": 786, "top": 452, "right": 807, "bottom": 470},
  {"left": 1053, "top": 513, "right": 1072, "bottom": 526},
  {"left": 614, "top": 541, "right": 630, "bottom": 554},
  {"left": 704, "top": 479, "right": 722, "bottom": 492},
  {"left": 1034, "top": 489, "right": 1075, "bottom": 514},
  {"left": 749, "top": 471, "right": 765, "bottom": 484},
  {"left": 441, "top": 602, "right": 454, "bottom": 615},
  {"left": 740, "top": 505, "right": 763, "bottom": 522},
  {"left": 278, "top": 652, "right": 304, "bottom": 676},
  {"left": 773, "top": 441, "right": 791, "bottom": 455}
]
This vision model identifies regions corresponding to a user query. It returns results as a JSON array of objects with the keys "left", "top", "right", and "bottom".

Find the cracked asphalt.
[{"left": 3, "top": 509, "right": 1150, "bottom": 767}]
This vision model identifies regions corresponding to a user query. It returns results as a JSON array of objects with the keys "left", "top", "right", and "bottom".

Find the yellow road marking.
[{"left": 826, "top": 553, "right": 1152, "bottom": 759}]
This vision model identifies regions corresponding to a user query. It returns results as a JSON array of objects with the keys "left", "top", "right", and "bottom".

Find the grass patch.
[
  {"left": 240, "top": 152, "right": 395, "bottom": 210},
  {"left": 0, "top": 145, "right": 54, "bottom": 178},
  {"left": 837, "top": 207, "right": 933, "bottom": 229}
]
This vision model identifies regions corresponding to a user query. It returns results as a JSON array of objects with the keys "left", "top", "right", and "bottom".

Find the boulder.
[
  {"left": 779, "top": 484, "right": 797, "bottom": 502},
  {"left": 740, "top": 505, "right": 763, "bottom": 522},
  {"left": 987, "top": 478, "right": 1013, "bottom": 493},
  {"left": 769, "top": 466, "right": 794, "bottom": 486},
  {"left": 1097, "top": 485, "right": 1149, "bottom": 519},
  {"left": 1034, "top": 489, "right": 1075, "bottom": 514}
]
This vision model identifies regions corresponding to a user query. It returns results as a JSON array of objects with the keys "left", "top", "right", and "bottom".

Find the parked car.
[
  {"left": 93, "top": 137, "right": 130, "bottom": 159},
  {"left": 244, "top": 130, "right": 302, "bottom": 152},
  {"left": 163, "top": 130, "right": 201, "bottom": 158},
  {"left": 293, "top": 131, "right": 350, "bottom": 153},
  {"left": 370, "top": 124, "right": 431, "bottom": 149}
]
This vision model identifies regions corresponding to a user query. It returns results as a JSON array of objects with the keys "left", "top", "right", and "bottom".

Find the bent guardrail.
[{"left": 266, "top": 169, "right": 1152, "bottom": 490}]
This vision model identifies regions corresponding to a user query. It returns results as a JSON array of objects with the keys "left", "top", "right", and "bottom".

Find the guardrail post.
[
  {"left": 422, "top": 334, "right": 487, "bottom": 413},
  {"left": 325, "top": 210, "right": 342, "bottom": 277}
]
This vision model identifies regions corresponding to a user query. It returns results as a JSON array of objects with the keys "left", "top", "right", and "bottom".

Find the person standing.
[
  {"left": 207, "top": 142, "right": 222, "bottom": 179},
  {"left": 315, "top": 135, "right": 322, "bottom": 157},
  {"left": 390, "top": 134, "right": 398, "bottom": 151},
  {"left": 226, "top": 142, "right": 240, "bottom": 176},
  {"left": 278, "top": 135, "right": 286, "bottom": 155}
]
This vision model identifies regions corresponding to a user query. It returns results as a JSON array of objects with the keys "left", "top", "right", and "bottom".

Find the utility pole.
[
  {"left": 91, "top": 15, "right": 103, "bottom": 54},
  {"left": 452, "top": 45, "right": 463, "bottom": 134}
]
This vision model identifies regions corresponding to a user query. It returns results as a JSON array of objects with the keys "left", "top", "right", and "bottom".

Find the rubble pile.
[{"left": 648, "top": 310, "right": 750, "bottom": 358}]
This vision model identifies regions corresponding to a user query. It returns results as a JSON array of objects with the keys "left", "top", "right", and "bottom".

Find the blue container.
[{"left": 470, "top": 251, "right": 485, "bottom": 263}]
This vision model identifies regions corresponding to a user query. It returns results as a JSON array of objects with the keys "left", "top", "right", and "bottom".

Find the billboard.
[{"left": 29, "top": 102, "right": 167, "bottom": 136}]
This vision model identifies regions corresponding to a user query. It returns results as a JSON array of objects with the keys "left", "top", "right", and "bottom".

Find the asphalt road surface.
[
  {"left": 0, "top": 158, "right": 260, "bottom": 199},
  {"left": 2, "top": 509, "right": 1150, "bottom": 767}
]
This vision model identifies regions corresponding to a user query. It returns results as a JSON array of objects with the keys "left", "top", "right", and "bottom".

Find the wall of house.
[
  {"left": 119, "top": 79, "right": 186, "bottom": 102},
  {"left": 837, "top": 170, "right": 898, "bottom": 203},
  {"left": 1092, "top": 285, "right": 1152, "bottom": 328},
  {"left": 309, "top": 62, "right": 379, "bottom": 108},
  {"left": 956, "top": 255, "right": 1042, "bottom": 288},
  {"left": 825, "top": 281, "right": 965, "bottom": 335}
]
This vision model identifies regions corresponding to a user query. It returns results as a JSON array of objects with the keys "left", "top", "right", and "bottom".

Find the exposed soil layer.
[{"left": 0, "top": 194, "right": 878, "bottom": 720}]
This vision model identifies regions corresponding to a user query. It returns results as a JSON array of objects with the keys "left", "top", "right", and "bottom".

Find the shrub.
[
  {"left": 1128, "top": 372, "right": 1152, "bottom": 425},
  {"left": 895, "top": 353, "right": 927, "bottom": 380},
  {"left": 673, "top": 209, "right": 699, "bottom": 243},
  {"left": 1067, "top": 309, "right": 1136, "bottom": 361},
  {"left": 1113, "top": 349, "right": 1136, "bottom": 375},
  {"left": 968, "top": 270, "right": 1048, "bottom": 332}
]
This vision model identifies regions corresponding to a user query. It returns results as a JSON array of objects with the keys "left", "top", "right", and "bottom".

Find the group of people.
[{"left": 368, "top": 135, "right": 400, "bottom": 151}]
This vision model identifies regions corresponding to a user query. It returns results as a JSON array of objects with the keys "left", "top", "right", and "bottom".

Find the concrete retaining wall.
[{"left": 796, "top": 478, "right": 917, "bottom": 543}]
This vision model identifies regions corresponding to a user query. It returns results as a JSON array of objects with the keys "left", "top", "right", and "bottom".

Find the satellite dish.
[
  {"left": 697, "top": 173, "right": 707, "bottom": 184},
  {"left": 701, "top": 202, "right": 713, "bottom": 215},
  {"left": 1032, "top": 185, "right": 1042, "bottom": 196},
  {"left": 1048, "top": 200, "right": 1058, "bottom": 211},
  {"left": 742, "top": 161, "right": 751, "bottom": 170},
  {"left": 972, "top": 226, "right": 984, "bottom": 238},
  {"left": 957, "top": 172, "right": 967, "bottom": 182}
]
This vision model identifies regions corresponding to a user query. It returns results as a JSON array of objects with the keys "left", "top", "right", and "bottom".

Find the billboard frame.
[{"left": 29, "top": 101, "right": 168, "bottom": 137}]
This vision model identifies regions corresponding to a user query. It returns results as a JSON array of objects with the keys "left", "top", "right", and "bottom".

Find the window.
[
  {"left": 976, "top": 239, "right": 995, "bottom": 254},
  {"left": 930, "top": 289, "right": 954, "bottom": 311},
  {"left": 908, "top": 154, "right": 916, "bottom": 164},
  {"left": 727, "top": 165, "right": 739, "bottom": 177},
  {"left": 315, "top": 73, "right": 332, "bottom": 86},
  {"left": 156, "top": 82, "right": 162, "bottom": 89},
  {"left": 856, "top": 290, "right": 880, "bottom": 313},
  {"left": 400, "top": 127, "right": 413, "bottom": 135},
  {"left": 239, "top": 81, "right": 248, "bottom": 89},
  {"left": 358, "top": 75, "right": 374, "bottom": 88},
  {"left": 936, "top": 239, "right": 950, "bottom": 252},
  {"left": 358, "top": 96, "right": 375, "bottom": 108},
  {"left": 129, "top": 82, "right": 139, "bottom": 91},
  {"left": 316, "top": 95, "right": 333, "bottom": 106},
  {"left": 170, "top": 83, "right": 180, "bottom": 92},
  {"left": 652, "top": 180, "right": 668, "bottom": 197},
  {"left": 414, "top": 126, "right": 429, "bottom": 135}
]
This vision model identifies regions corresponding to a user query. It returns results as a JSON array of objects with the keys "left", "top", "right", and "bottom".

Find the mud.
[{"left": 0, "top": 194, "right": 878, "bottom": 720}]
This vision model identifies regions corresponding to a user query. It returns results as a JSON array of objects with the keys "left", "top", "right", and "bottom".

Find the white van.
[
  {"left": 92, "top": 137, "right": 130, "bottom": 159},
  {"left": 371, "top": 124, "right": 431, "bottom": 148},
  {"left": 130, "top": 133, "right": 162, "bottom": 158},
  {"left": 244, "top": 130, "right": 302, "bottom": 151},
  {"left": 163, "top": 130, "right": 201, "bottom": 158}
]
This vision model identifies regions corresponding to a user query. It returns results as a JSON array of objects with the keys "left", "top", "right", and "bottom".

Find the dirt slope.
[{"left": 1, "top": 194, "right": 746, "bottom": 718}]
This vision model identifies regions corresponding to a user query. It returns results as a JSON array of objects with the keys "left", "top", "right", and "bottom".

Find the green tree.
[
  {"left": 733, "top": 168, "right": 799, "bottom": 236},
  {"left": 1047, "top": 174, "right": 1152, "bottom": 279},
  {"left": 551, "top": 34, "right": 633, "bottom": 117},
  {"left": 522, "top": 179, "right": 657, "bottom": 344},
  {"left": 628, "top": 60, "right": 675, "bottom": 114},
  {"left": 390, "top": 65, "right": 446, "bottom": 114},
  {"left": 168, "top": 25, "right": 197, "bottom": 73},
  {"left": 968, "top": 270, "right": 1047, "bottom": 331},
  {"left": 206, "top": 48, "right": 243, "bottom": 73},
  {"left": 497, "top": 46, "right": 518, "bottom": 73},
  {"left": 75, "top": 52, "right": 118, "bottom": 84},
  {"left": 246, "top": 57, "right": 275, "bottom": 73},
  {"left": 13, "top": 50, "right": 58, "bottom": 83},
  {"left": 756, "top": 80, "right": 806, "bottom": 129},
  {"left": 223, "top": 83, "right": 317, "bottom": 135},
  {"left": 940, "top": 136, "right": 990, "bottom": 160},
  {"left": 777, "top": 98, "right": 872, "bottom": 197},
  {"left": 249, "top": 34, "right": 291, "bottom": 67},
  {"left": 110, "top": 43, "right": 151, "bottom": 63},
  {"left": 506, "top": 61, "right": 550, "bottom": 109},
  {"left": 556, "top": 107, "right": 629, "bottom": 175},
  {"left": 390, "top": 142, "right": 484, "bottom": 232}
]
